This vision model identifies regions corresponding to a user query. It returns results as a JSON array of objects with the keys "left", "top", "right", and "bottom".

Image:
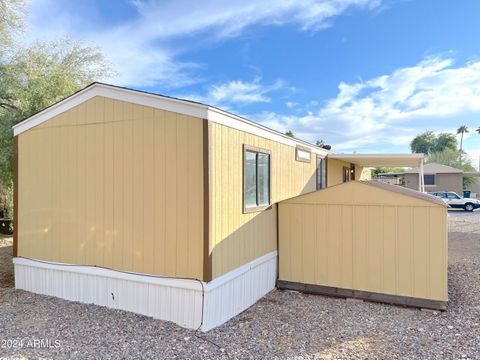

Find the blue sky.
[{"left": 27, "top": 0, "right": 480, "bottom": 166}]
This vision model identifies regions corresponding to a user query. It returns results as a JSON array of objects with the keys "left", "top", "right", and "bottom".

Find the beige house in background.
[
  {"left": 405, "top": 163, "right": 464, "bottom": 195},
  {"left": 12, "top": 83, "right": 447, "bottom": 332}
]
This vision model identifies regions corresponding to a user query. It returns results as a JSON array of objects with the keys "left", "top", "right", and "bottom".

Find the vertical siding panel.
[
  {"left": 94, "top": 97, "right": 105, "bottom": 267},
  {"left": 367, "top": 206, "right": 383, "bottom": 293},
  {"left": 143, "top": 107, "right": 155, "bottom": 274},
  {"left": 233, "top": 127, "right": 241, "bottom": 270},
  {"left": 77, "top": 103, "right": 87, "bottom": 264},
  {"left": 278, "top": 205, "right": 290, "bottom": 280},
  {"left": 341, "top": 205, "right": 353, "bottom": 289},
  {"left": 84, "top": 100, "right": 96, "bottom": 265},
  {"left": 413, "top": 207, "right": 428, "bottom": 299},
  {"left": 122, "top": 103, "right": 134, "bottom": 271},
  {"left": 103, "top": 99, "right": 114, "bottom": 268},
  {"left": 302, "top": 204, "right": 315, "bottom": 284},
  {"left": 28, "top": 131, "right": 39, "bottom": 259},
  {"left": 69, "top": 107, "right": 80, "bottom": 264},
  {"left": 112, "top": 100, "right": 124, "bottom": 270},
  {"left": 352, "top": 205, "right": 367, "bottom": 290},
  {"left": 132, "top": 105, "right": 144, "bottom": 272},
  {"left": 383, "top": 206, "right": 396, "bottom": 294},
  {"left": 327, "top": 205, "right": 341, "bottom": 287},
  {"left": 59, "top": 114, "right": 69, "bottom": 263},
  {"left": 427, "top": 208, "right": 444, "bottom": 299},
  {"left": 315, "top": 205, "right": 327, "bottom": 284},
  {"left": 220, "top": 126, "right": 228, "bottom": 275},
  {"left": 397, "top": 207, "right": 412, "bottom": 296},
  {"left": 154, "top": 109, "right": 166, "bottom": 275},
  {"left": 176, "top": 115, "right": 188, "bottom": 276},
  {"left": 290, "top": 204, "right": 303, "bottom": 282},
  {"left": 187, "top": 118, "right": 203, "bottom": 278},
  {"left": 164, "top": 111, "right": 177, "bottom": 275}
]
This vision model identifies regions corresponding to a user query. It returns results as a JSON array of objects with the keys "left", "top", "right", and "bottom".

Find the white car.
[{"left": 430, "top": 191, "right": 480, "bottom": 212}]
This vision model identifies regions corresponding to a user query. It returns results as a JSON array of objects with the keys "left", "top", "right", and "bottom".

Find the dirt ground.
[{"left": 0, "top": 211, "right": 479, "bottom": 359}]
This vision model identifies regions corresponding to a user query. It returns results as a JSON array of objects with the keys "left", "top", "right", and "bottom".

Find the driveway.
[{"left": 0, "top": 213, "right": 479, "bottom": 359}]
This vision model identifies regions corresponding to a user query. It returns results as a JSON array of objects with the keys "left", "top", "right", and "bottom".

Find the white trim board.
[
  {"left": 13, "top": 251, "right": 277, "bottom": 332},
  {"left": 13, "top": 83, "right": 328, "bottom": 157}
]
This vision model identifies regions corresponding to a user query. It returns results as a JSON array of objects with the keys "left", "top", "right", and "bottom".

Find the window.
[
  {"left": 424, "top": 174, "right": 435, "bottom": 185},
  {"left": 343, "top": 167, "right": 350, "bottom": 183},
  {"left": 446, "top": 192, "right": 461, "bottom": 200},
  {"left": 244, "top": 145, "right": 271, "bottom": 212},
  {"left": 316, "top": 156, "right": 327, "bottom": 190},
  {"left": 296, "top": 145, "right": 311, "bottom": 163}
]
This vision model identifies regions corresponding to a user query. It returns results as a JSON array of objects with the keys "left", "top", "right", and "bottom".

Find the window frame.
[
  {"left": 316, "top": 155, "right": 327, "bottom": 190},
  {"left": 243, "top": 144, "right": 272, "bottom": 214},
  {"left": 423, "top": 174, "right": 436, "bottom": 186},
  {"left": 342, "top": 166, "right": 350, "bottom": 183},
  {"left": 295, "top": 145, "right": 312, "bottom": 163}
]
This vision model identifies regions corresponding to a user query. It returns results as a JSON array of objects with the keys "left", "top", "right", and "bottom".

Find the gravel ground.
[{"left": 0, "top": 211, "right": 479, "bottom": 359}]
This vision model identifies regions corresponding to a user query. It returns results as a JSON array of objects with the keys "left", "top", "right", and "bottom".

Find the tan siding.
[
  {"left": 17, "top": 96, "right": 204, "bottom": 279},
  {"left": 327, "top": 158, "right": 350, "bottom": 186},
  {"left": 279, "top": 181, "right": 448, "bottom": 302},
  {"left": 209, "top": 122, "right": 318, "bottom": 278}
]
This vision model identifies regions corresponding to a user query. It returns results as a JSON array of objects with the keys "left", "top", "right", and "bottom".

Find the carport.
[
  {"left": 329, "top": 153, "right": 426, "bottom": 191},
  {"left": 277, "top": 180, "right": 448, "bottom": 310}
]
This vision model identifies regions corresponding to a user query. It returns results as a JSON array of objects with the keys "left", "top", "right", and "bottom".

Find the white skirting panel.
[
  {"left": 201, "top": 251, "right": 278, "bottom": 331},
  {"left": 13, "top": 251, "right": 277, "bottom": 332}
]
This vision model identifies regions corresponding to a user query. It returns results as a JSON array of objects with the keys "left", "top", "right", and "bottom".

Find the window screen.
[
  {"left": 424, "top": 174, "right": 435, "bottom": 185},
  {"left": 244, "top": 146, "right": 271, "bottom": 211},
  {"left": 316, "top": 157, "right": 327, "bottom": 190}
]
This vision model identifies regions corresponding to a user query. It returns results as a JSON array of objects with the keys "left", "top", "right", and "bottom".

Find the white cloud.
[
  {"left": 25, "top": 0, "right": 381, "bottom": 87},
  {"left": 285, "top": 101, "right": 299, "bottom": 109},
  {"left": 179, "top": 77, "right": 285, "bottom": 108},
  {"left": 248, "top": 56, "right": 480, "bottom": 153}
]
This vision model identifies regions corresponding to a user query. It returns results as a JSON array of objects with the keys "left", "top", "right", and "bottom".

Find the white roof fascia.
[{"left": 13, "top": 83, "right": 329, "bottom": 157}]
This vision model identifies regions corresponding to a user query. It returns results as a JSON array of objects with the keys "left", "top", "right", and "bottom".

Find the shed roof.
[
  {"left": 281, "top": 180, "right": 448, "bottom": 208},
  {"left": 13, "top": 82, "right": 328, "bottom": 156}
]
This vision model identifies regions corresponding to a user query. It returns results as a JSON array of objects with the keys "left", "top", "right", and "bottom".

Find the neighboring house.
[
  {"left": 376, "top": 163, "right": 480, "bottom": 198},
  {"left": 470, "top": 181, "right": 480, "bottom": 198},
  {"left": 404, "top": 163, "right": 464, "bottom": 195},
  {"left": 12, "top": 83, "right": 447, "bottom": 332}
]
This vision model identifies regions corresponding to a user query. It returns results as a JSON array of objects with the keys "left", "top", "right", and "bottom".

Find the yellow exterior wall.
[
  {"left": 17, "top": 96, "right": 204, "bottom": 279},
  {"left": 209, "top": 122, "right": 318, "bottom": 278},
  {"left": 355, "top": 165, "right": 372, "bottom": 181},
  {"left": 278, "top": 181, "right": 448, "bottom": 302},
  {"left": 327, "top": 158, "right": 351, "bottom": 186},
  {"left": 327, "top": 159, "right": 371, "bottom": 186}
]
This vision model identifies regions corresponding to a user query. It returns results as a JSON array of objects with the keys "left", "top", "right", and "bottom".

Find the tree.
[
  {"left": 456, "top": 125, "right": 469, "bottom": 151},
  {"left": 476, "top": 126, "right": 480, "bottom": 134},
  {"left": 316, "top": 139, "right": 325, "bottom": 147},
  {"left": 410, "top": 131, "right": 436, "bottom": 155},
  {"left": 371, "top": 167, "right": 404, "bottom": 178},
  {"left": 0, "top": 0, "right": 26, "bottom": 50},
  {"left": 285, "top": 130, "right": 294, "bottom": 138},
  {"left": 434, "top": 133, "right": 457, "bottom": 153},
  {"left": 410, "top": 131, "right": 459, "bottom": 155},
  {"left": 0, "top": 1, "right": 113, "bottom": 214},
  {"left": 0, "top": 39, "right": 112, "bottom": 187}
]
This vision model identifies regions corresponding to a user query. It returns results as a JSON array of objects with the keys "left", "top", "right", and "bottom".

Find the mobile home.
[{"left": 12, "top": 83, "right": 447, "bottom": 331}]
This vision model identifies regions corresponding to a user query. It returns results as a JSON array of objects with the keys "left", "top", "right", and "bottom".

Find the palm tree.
[{"left": 457, "top": 125, "right": 469, "bottom": 151}]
